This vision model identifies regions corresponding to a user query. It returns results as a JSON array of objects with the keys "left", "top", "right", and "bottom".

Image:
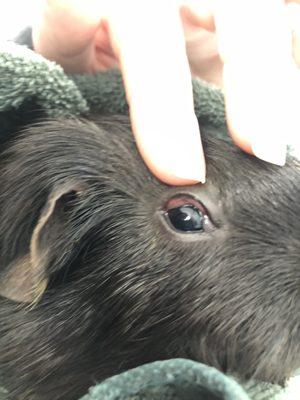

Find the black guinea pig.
[{"left": 0, "top": 116, "right": 299, "bottom": 400}]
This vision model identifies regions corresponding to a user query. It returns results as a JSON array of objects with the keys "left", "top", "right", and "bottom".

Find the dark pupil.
[{"left": 167, "top": 205, "right": 204, "bottom": 232}]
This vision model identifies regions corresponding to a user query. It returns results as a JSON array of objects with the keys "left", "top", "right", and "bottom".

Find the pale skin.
[{"left": 33, "top": 0, "right": 300, "bottom": 185}]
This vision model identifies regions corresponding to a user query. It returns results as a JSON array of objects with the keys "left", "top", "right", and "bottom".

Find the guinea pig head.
[{"left": 0, "top": 116, "right": 299, "bottom": 399}]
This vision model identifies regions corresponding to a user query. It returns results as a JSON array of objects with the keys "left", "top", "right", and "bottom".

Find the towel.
[
  {"left": 79, "top": 359, "right": 250, "bottom": 400},
  {"left": 0, "top": 29, "right": 298, "bottom": 400}
]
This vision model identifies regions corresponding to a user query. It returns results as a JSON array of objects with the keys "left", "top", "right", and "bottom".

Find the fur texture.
[{"left": 0, "top": 116, "right": 299, "bottom": 400}]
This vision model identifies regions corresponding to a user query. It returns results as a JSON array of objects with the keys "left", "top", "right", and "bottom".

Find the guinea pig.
[{"left": 0, "top": 116, "right": 299, "bottom": 400}]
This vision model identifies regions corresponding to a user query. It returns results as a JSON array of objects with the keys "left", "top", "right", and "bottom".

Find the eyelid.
[
  {"left": 202, "top": 214, "right": 215, "bottom": 233},
  {"left": 164, "top": 195, "right": 207, "bottom": 215}
]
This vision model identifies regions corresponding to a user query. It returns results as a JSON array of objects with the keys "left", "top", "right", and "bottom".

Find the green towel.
[
  {"left": 79, "top": 359, "right": 250, "bottom": 400},
  {"left": 0, "top": 35, "right": 298, "bottom": 400},
  {"left": 0, "top": 39, "right": 226, "bottom": 129}
]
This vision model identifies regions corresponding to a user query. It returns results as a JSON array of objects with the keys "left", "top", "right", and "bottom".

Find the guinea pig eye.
[{"left": 164, "top": 195, "right": 214, "bottom": 233}]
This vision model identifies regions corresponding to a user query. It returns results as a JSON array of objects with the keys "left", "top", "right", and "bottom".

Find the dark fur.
[{"left": 0, "top": 116, "right": 299, "bottom": 399}]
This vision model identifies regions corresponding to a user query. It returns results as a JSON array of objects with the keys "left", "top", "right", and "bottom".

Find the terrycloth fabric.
[
  {"left": 0, "top": 34, "right": 298, "bottom": 400},
  {"left": 0, "top": 39, "right": 226, "bottom": 130},
  {"left": 79, "top": 359, "right": 250, "bottom": 400}
]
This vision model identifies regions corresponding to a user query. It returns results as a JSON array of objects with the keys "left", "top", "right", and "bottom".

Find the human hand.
[{"left": 33, "top": 0, "right": 300, "bottom": 185}]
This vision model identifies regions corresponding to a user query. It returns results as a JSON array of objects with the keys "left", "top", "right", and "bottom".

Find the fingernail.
[
  {"left": 252, "top": 140, "right": 287, "bottom": 166},
  {"left": 171, "top": 119, "right": 206, "bottom": 184},
  {"left": 152, "top": 121, "right": 206, "bottom": 185},
  {"left": 172, "top": 157, "right": 206, "bottom": 184},
  {"left": 132, "top": 105, "right": 206, "bottom": 186},
  {"left": 287, "top": 2, "right": 300, "bottom": 34}
]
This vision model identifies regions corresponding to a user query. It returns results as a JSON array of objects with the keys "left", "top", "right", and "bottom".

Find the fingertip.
[
  {"left": 225, "top": 86, "right": 288, "bottom": 167},
  {"left": 145, "top": 164, "right": 206, "bottom": 187},
  {"left": 228, "top": 118, "right": 287, "bottom": 166},
  {"left": 131, "top": 112, "right": 206, "bottom": 186},
  {"left": 180, "top": 1, "right": 215, "bottom": 31},
  {"left": 226, "top": 118, "right": 253, "bottom": 155}
]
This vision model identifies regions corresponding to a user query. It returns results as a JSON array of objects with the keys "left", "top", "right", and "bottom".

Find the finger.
[
  {"left": 33, "top": 0, "right": 103, "bottom": 53},
  {"left": 179, "top": 0, "right": 215, "bottom": 31},
  {"left": 179, "top": 1, "right": 223, "bottom": 86},
  {"left": 214, "top": 0, "right": 300, "bottom": 165},
  {"left": 32, "top": 0, "right": 104, "bottom": 71},
  {"left": 107, "top": 1, "right": 205, "bottom": 185},
  {"left": 286, "top": 1, "right": 300, "bottom": 66}
]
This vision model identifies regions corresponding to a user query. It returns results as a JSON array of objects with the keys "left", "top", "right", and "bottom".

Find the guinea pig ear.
[{"left": 0, "top": 183, "right": 84, "bottom": 305}]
